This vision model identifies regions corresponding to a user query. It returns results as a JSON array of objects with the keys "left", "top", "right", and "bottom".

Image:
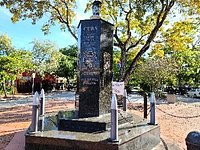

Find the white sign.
[{"left": 112, "top": 82, "right": 124, "bottom": 95}]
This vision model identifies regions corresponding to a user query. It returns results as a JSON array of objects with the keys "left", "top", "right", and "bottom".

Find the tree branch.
[
  {"left": 117, "top": 0, "right": 128, "bottom": 13},
  {"left": 114, "top": 25, "right": 124, "bottom": 49},
  {"left": 48, "top": 0, "right": 78, "bottom": 41},
  {"left": 124, "top": 0, "right": 175, "bottom": 83},
  {"left": 114, "top": 33, "right": 123, "bottom": 48},
  {"left": 124, "top": 10, "right": 132, "bottom": 46},
  {"left": 126, "top": 34, "right": 148, "bottom": 52}
]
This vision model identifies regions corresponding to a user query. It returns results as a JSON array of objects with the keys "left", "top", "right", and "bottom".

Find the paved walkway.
[
  {"left": 1, "top": 91, "right": 199, "bottom": 109},
  {"left": 5, "top": 131, "right": 25, "bottom": 150},
  {"left": 0, "top": 91, "right": 75, "bottom": 109}
]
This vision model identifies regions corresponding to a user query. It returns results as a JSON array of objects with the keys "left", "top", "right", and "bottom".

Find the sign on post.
[{"left": 112, "top": 82, "right": 124, "bottom": 95}]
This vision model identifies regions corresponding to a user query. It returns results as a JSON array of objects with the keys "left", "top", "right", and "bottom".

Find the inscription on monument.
[
  {"left": 80, "top": 74, "right": 99, "bottom": 86},
  {"left": 82, "top": 51, "right": 97, "bottom": 70},
  {"left": 80, "top": 21, "right": 101, "bottom": 87}
]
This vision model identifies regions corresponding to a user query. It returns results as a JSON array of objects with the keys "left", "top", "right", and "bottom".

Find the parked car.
[{"left": 187, "top": 89, "right": 200, "bottom": 98}]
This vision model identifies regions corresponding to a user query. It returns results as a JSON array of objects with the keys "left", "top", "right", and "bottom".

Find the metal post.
[
  {"left": 31, "top": 92, "right": 39, "bottom": 132},
  {"left": 39, "top": 89, "right": 45, "bottom": 131},
  {"left": 143, "top": 92, "right": 148, "bottom": 119},
  {"left": 39, "top": 116, "right": 45, "bottom": 132},
  {"left": 32, "top": 73, "right": 36, "bottom": 95},
  {"left": 32, "top": 78, "right": 34, "bottom": 95},
  {"left": 40, "top": 89, "right": 45, "bottom": 116},
  {"left": 149, "top": 92, "right": 156, "bottom": 125},
  {"left": 110, "top": 94, "right": 119, "bottom": 142},
  {"left": 123, "top": 89, "right": 127, "bottom": 111}
]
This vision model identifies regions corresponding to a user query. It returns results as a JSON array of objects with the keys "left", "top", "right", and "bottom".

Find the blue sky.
[{"left": 0, "top": 0, "right": 89, "bottom": 50}]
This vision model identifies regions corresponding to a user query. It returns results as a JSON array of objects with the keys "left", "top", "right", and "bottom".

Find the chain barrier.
[
  {"left": 156, "top": 106, "right": 200, "bottom": 119},
  {"left": 160, "top": 137, "right": 168, "bottom": 150},
  {"left": 118, "top": 110, "right": 146, "bottom": 126},
  {"left": 146, "top": 106, "right": 151, "bottom": 117},
  {"left": 46, "top": 116, "right": 57, "bottom": 127},
  {"left": 127, "top": 95, "right": 200, "bottom": 119}
]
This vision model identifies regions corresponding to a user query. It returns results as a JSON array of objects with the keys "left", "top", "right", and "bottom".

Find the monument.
[
  {"left": 56, "top": 0, "right": 115, "bottom": 132},
  {"left": 25, "top": 1, "right": 160, "bottom": 150},
  {"left": 77, "top": 4, "right": 113, "bottom": 118}
]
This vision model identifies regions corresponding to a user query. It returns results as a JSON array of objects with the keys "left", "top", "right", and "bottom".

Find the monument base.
[
  {"left": 25, "top": 110, "right": 160, "bottom": 150},
  {"left": 57, "top": 110, "right": 134, "bottom": 133}
]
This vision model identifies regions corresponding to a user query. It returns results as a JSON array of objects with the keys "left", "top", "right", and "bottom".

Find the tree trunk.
[
  {"left": 67, "top": 77, "right": 70, "bottom": 91},
  {"left": 123, "top": 43, "right": 150, "bottom": 84},
  {"left": 12, "top": 80, "right": 15, "bottom": 96},
  {"left": 2, "top": 80, "right": 7, "bottom": 98},
  {"left": 119, "top": 47, "right": 126, "bottom": 82}
]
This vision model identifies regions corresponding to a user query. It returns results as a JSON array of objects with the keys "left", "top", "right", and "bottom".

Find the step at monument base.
[{"left": 57, "top": 110, "right": 135, "bottom": 133}]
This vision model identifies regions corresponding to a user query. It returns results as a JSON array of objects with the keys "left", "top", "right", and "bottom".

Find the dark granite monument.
[
  {"left": 77, "top": 18, "right": 113, "bottom": 118},
  {"left": 25, "top": 1, "right": 160, "bottom": 150}
]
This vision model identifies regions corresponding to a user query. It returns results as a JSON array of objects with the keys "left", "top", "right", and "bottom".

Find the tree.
[
  {"left": 0, "top": 34, "right": 13, "bottom": 97},
  {"left": 1, "top": 0, "right": 200, "bottom": 84},
  {"left": 31, "top": 40, "right": 62, "bottom": 76},
  {"left": 171, "top": 48, "right": 200, "bottom": 87},
  {"left": 0, "top": 34, "right": 33, "bottom": 96},
  {"left": 56, "top": 45, "right": 78, "bottom": 89},
  {"left": 134, "top": 56, "right": 178, "bottom": 93},
  {"left": 96, "top": 0, "right": 200, "bottom": 83},
  {"left": 4, "top": 49, "right": 33, "bottom": 95},
  {"left": 0, "top": 34, "right": 12, "bottom": 55},
  {"left": 159, "top": 20, "right": 200, "bottom": 87}
]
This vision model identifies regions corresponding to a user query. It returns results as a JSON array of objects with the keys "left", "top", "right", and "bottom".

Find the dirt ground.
[
  {"left": 0, "top": 98, "right": 75, "bottom": 150},
  {"left": 0, "top": 96, "right": 200, "bottom": 150},
  {"left": 128, "top": 102, "right": 200, "bottom": 149}
]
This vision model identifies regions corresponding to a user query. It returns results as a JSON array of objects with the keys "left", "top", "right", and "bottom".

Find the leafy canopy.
[
  {"left": 31, "top": 40, "right": 61, "bottom": 76},
  {"left": 1, "top": 0, "right": 200, "bottom": 84},
  {"left": 0, "top": 34, "right": 33, "bottom": 96},
  {"left": 56, "top": 45, "right": 78, "bottom": 84}
]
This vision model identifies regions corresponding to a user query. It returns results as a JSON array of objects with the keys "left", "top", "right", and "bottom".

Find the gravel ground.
[{"left": 0, "top": 93, "right": 200, "bottom": 150}]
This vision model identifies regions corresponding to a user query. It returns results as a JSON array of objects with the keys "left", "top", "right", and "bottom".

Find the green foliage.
[
  {"left": 1, "top": 0, "right": 200, "bottom": 86},
  {"left": 171, "top": 48, "right": 200, "bottom": 87},
  {"left": 31, "top": 40, "right": 61, "bottom": 76},
  {"left": 162, "top": 20, "right": 196, "bottom": 52},
  {"left": 0, "top": 35, "right": 33, "bottom": 81},
  {"left": 134, "top": 57, "right": 178, "bottom": 92},
  {"left": 0, "top": 34, "right": 33, "bottom": 96},
  {"left": 0, "top": 34, "right": 12, "bottom": 56},
  {"left": 56, "top": 45, "right": 78, "bottom": 85}
]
